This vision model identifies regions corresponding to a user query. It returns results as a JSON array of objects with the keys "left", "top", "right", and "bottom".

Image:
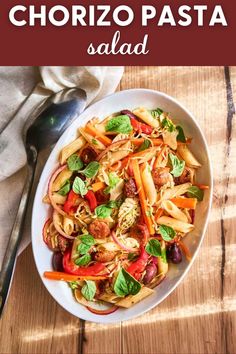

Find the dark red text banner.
[{"left": 1, "top": 0, "right": 235, "bottom": 65}]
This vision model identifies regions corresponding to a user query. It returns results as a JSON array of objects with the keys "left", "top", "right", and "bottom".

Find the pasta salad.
[{"left": 42, "top": 107, "right": 208, "bottom": 314}]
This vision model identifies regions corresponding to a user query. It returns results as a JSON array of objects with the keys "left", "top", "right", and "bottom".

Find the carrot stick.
[
  {"left": 178, "top": 241, "right": 192, "bottom": 262},
  {"left": 91, "top": 181, "right": 106, "bottom": 192},
  {"left": 44, "top": 271, "right": 108, "bottom": 281},
  {"left": 170, "top": 197, "right": 197, "bottom": 210},
  {"left": 153, "top": 146, "right": 168, "bottom": 170},
  {"left": 85, "top": 123, "right": 112, "bottom": 146},
  {"left": 132, "top": 160, "right": 155, "bottom": 235},
  {"left": 193, "top": 184, "right": 209, "bottom": 190},
  {"left": 154, "top": 208, "right": 164, "bottom": 220}
]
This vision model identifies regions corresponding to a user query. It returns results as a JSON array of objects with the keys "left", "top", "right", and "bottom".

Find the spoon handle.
[{"left": 0, "top": 147, "right": 37, "bottom": 317}]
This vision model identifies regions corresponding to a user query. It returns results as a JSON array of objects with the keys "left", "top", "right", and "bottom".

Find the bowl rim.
[{"left": 31, "top": 88, "right": 213, "bottom": 323}]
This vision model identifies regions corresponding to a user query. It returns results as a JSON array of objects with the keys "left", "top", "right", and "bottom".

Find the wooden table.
[{"left": 0, "top": 67, "right": 235, "bottom": 354}]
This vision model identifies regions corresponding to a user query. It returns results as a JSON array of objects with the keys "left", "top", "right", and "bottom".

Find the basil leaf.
[
  {"left": 159, "top": 225, "right": 176, "bottom": 241},
  {"left": 145, "top": 239, "right": 162, "bottom": 257},
  {"left": 95, "top": 205, "right": 112, "bottom": 219},
  {"left": 72, "top": 176, "right": 88, "bottom": 196},
  {"left": 105, "top": 115, "right": 132, "bottom": 134},
  {"left": 150, "top": 108, "right": 163, "bottom": 119},
  {"left": 67, "top": 154, "right": 84, "bottom": 171},
  {"left": 77, "top": 242, "right": 91, "bottom": 255},
  {"left": 169, "top": 153, "right": 185, "bottom": 177},
  {"left": 114, "top": 268, "right": 141, "bottom": 297},
  {"left": 75, "top": 253, "right": 91, "bottom": 266},
  {"left": 176, "top": 125, "right": 186, "bottom": 143},
  {"left": 80, "top": 234, "right": 95, "bottom": 246},
  {"left": 80, "top": 161, "right": 100, "bottom": 178},
  {"left": 187, "top": 186, "right": 204, "bottom": 201},
  {"left": 58, "top": 180, "right": 71, "bottom": 196},
  {"left": 138, "top": 139, "right": 151, "bottom": 152},
  {"left": 104, "top": 172, "right": 120, "bottom": 194},
  {"left": 128, "top": 252, "right": 138, "bottom": 261},
  {"left": 69, "top": 281, "right": 79, "bottom": 290},
  {"left": 81, "top": 280, "right": 96, "bottom": 301},
  {"left": 162, "top": 117, "right": 175, "bottom": 132}
]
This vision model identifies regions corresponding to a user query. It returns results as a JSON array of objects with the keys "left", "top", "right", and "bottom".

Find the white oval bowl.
[{"left": 32, "top": 89, "right": 213, "bottom": 323}]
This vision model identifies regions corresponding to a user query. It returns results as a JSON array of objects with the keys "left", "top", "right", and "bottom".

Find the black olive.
[
  {"left": 52, "top": 252, "right": 64, "bottom": 271},
  {"left": 167, "top": 243, "right": 182, "bottom": 264}
]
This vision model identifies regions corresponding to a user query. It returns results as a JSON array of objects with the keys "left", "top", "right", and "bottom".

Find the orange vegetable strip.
[
  {"left": 154, "top": 208, "right": 164, "bottom": 220},
  {"left": 170, "top": 197, "right": 197, "bottom": 210},
  {"left": 91, "top": 182, "right": 106, "bottom": 192},
  {"left": 132, "top": 160, "right": 155, "bottom": 235},
  {"left": 153, "top": 145, "right": 168, "bottom": 170},
  {"left": 44, "top": 271, "right": 108, "bottom": 281},
  {"left": 178, "top": 241, "right": 192, "bottom": 262},
  {"left": 84, "top": 123, "right": 112, "bottom": 146},
  {"left": 193, "top": 184, "right": 209, "bottom": 190}
]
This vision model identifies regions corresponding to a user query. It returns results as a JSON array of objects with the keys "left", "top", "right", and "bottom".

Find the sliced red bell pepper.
[
  {"left": 63, "top": 249, "right": 106, "bottom": 276},
  {"left": 127, "top": 246, "right": 149, "bottom": 280},
  {"left": 84, "top": 190, "right": 97, "bottom": 212},
  {"left": 63, "top": 190, "right": 79, "bottom": 214},
  {"left": 130, "top": 117, "right": 153, "bottom": 135}
]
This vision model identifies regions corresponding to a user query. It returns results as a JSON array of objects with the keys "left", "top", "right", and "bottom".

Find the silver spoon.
[{"left": 0, "top": 87, "right": 87, "bottom": 316}]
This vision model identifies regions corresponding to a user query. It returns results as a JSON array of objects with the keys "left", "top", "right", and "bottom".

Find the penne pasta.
[
  {"left": 133, "top": 107, "right": 160, "bottom": 128},
  {"left": 101, "top": 141, "right": 132, "bottom": 166},
  {"left": 177, "top": 144, "right": 201, "bottom": 168},
  {"left": 162, "top": 200, "right": 189, "bottom": 223},
  {"left": 157, "top": 241, "right": 168, "bottom": 275},
  {"left": 63, "top": 216, "right": 75, "bottom": 235},
  {"left": 60, "top": 135, "right": 86, "bottom": 164},
  {"left": 99, "top": 293, "right": 121, "bottom": 304},
  {"left": 159, "top": 182, "right": 192, "bottom": 201},
  {"left": 157, "top": 215, "right": 194, "bottom": 233},
  {"left": 141, "top": 162, "right": 157, "bottom": 205},
  {"left": 116, "top": 287, "right": 154, "bottom": 308},
  {"left": 52, "top": 167, "right": 73, "bottom": 192},
  {"left": 79, "top": 127, "right": 106, "bottom": 150}
]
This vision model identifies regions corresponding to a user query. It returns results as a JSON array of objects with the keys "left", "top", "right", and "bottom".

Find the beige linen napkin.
[{"left": 0, "top": 66, "right": 124, "bottom": 266}]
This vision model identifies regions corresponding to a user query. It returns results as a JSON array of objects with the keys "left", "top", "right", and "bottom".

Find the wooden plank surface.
[{"left": 0, "top": 66, "right": 235, "bottom": 354}]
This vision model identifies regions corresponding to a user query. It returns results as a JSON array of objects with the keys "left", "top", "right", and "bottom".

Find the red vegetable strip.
[
  {"left": 130, "top": 117, "right": 153, "bottom": 135},
  {"left": 84, "top": 190, "right": 98, "bottom": 212},
  {"left": 127, "top": 246, "right": 149, "bottom": 280},
  {"left": 86, "top": 305, "right": 118, "bottom": 315}
]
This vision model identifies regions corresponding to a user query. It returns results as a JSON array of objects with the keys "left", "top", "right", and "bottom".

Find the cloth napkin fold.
[{"left": 0, "top": 66, "right": 124, "bottom": 265}]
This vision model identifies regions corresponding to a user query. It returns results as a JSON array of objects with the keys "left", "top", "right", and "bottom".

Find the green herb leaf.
[
  {"left": 162, "top": 117, "right": 175, "bottom": 132},
  {"left": 187, "top": 186, "right": 204, "bottom": 201},
  {"left": 91, "top": 138, "right": 99, "bottom": 145},
  {"left": 69, "top": 281, "right": 79, "bottom": 290},
  {"left": 169, "top": 153, "right": 185, "bottom": 177},
  {"left": 128, "top": 252, "right": 138, "bottom": 261},
  {"left": 138, "top": 139, "right": 151, "bottom": 152},
  {"left": 114, "top": 268, "right": 141, "bottom": 297},
  {"left": 77, "top": 242, "right": 91, "bottom": 255},
  {"left": 159, "top": 225, "right": 176, "bottom": 241},
  {"left": 105, "top": 115, "right": 132, "bottom": 134},
  {"left": 80, "top": 234, "right": 95, "bottom": 246},
  {"left": 75, "top": 253, "right": 91, "bottom": 266},
  {"left": 150, "top": 108, "right": 163, "bottom": 119},
  {"left": 81, "top": 280, "right": 96, "bottom": 301},
  {"left": 72, "top": 176, "right": 88, "bottom": 196},
  {"left": 80, "top": 161, "right": 100, "bottom": 179},
  {"left": 145, "top": 239, "right": 162, "bottom": 257},
  {"left": 67, "top": 154, "right": 84, "bottom": 171},
  {"left": 95, "top": 205, "right": 112, "bottom": 219},
  {"left": 104, "top": 172, "right": 120, "bottom": 194},
  {"left": 58, "top": 180, "right": 71, "bottom": 196},
  {"left": 176, "top": 126, "right": 186, "bottom": 143}
]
